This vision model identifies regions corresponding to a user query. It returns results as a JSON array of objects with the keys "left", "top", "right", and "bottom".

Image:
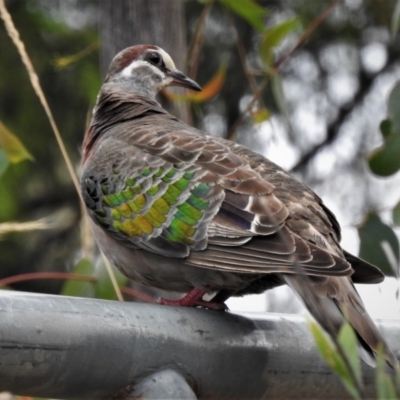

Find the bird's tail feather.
[{"left": 283, "top": 274, "right": 398, "bottom": 369}]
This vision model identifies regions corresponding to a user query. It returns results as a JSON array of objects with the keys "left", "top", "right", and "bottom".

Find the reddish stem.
[
  {"left": 273, "top": 0, "right": 343, "bottom": 72},
  {"left": 0, "top": 272, "right": 97, "bottom": 287}
]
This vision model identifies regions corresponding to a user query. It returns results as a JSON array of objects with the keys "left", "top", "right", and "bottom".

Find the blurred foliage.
[
  {"left": 359, "top": 212, "right": 399, "bottom": 276},
  {"left": 0, "top": 0, "right": 100, "bottom": 293},
  {"left": 365, "top": 74, "right": 400, "bottom": 272},
  {"left": 164, "top": 58, "right": 228, "bottom": 102},
  {"left": 61, "top": 258, "right": 128, "bottom": 300},
  {"left": 220, "top": 0, "right": 267, "bottom": 32},
  {"left": 369, "top": 82, "right": 400, "bottom": 176},
  {"left": 308, "top": 319, "right": 361, "bottom": 399},
  {"left": 309, "top": 318, "right": 400, "bottom": 399},
  {"left": 376, "top": 344, "right": 400, "bottom": 399},
  {"left": 0, "top": 120, "right": 33, "bottom": 164},
  {"left": 260, "top": 17, "right": 301, "bottom": 69}
]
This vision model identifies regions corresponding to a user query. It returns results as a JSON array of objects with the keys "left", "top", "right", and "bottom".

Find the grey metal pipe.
[
  {"left": 129, "top": 369, "right": 197, "bottom": 399},
  {"left": 0, "top": 290, "right": 398, "bottom": 399}
]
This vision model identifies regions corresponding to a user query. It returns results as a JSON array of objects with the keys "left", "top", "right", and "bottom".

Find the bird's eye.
[{"left": 146, "top": 52, "right": 163, "bottom": 67}]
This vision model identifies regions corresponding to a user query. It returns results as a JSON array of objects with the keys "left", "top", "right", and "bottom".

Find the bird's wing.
[{"left": 82, "top": 119, "right": 352, "bottom": 277}]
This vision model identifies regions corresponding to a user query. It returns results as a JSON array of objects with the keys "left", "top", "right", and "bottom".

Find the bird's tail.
[{"left": 284, "top": 274, "right": 398, "bottom": 369}]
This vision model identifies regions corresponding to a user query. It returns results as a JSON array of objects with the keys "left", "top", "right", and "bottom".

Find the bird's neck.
[
  {"left": 105, "top": 75, "right": 159, "bottom": 100},
  {"left": 92, "top": 85, "right": 163, "bottom": 124},
  {"left": 82, "top": 86, "right": 166, "bottom": 164}
]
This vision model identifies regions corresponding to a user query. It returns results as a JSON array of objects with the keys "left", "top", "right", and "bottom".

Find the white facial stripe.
[
  {"left": 120, "top": 59, "right": 165, "bottom": 79},
  {"left": 157, "top": 48, "right": 176, "bottom": 71}
]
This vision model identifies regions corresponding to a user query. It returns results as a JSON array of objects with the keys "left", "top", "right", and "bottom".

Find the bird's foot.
[
  {"left": 157, "top": 288, "right": 228, "bottom": 311},
  {"left": 195, "top": 300, "right": 229, "bottom": 311}
]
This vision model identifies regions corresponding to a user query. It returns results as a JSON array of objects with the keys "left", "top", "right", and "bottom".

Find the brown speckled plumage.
[{"left": 81, "top": 45, "right": 398, "bottom": 368}]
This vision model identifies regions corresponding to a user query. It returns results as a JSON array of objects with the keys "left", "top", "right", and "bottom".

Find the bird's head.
[{"left": 104, "top": 44, "right": 201, "bottom": 99}]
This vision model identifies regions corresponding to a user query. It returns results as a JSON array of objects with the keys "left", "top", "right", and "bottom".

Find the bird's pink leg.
[
  {"left": 157, "top": 288, "right": 206, "bottom": 306},
  {"left": 157, "top": 288, "right": 227, "bottom": 310}
]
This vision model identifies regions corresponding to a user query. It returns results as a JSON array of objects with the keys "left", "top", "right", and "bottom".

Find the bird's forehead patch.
[
  {"left": 157, "top": 48, "right": 176, "bottom": 70},
  {"left": 110, "top": 44, "right": 159, "bottom": 74},
  {"left": 121, "top": 60, "right": 165, "bottom": 79}
]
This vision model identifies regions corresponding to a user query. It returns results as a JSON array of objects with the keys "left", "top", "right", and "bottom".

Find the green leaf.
[
  {"left": 395, "top": 368, "right": 400, "bottom": 395},
  {"left": 391, "top": 0, "right": 400, "bottom": 40},
  {"left": 252, "top": 108, "right": 271, "bottom": 124},
  {"left": 380, "top": 119, "right": 392, "bottom": 139},
  {"left": 369, "top": 82, "right": 400, "bottom": 176},
  {"left": 377, "top": 375, "right": 398, "bottom": 400},
  {"left": 308, "top": 319, "right": 360, "bottom": 399},
  {"left": 220, "top": 0, "right": 267, "bottom": 32},
  {"left": 52, "top": 41, "right": 99, "bottom": 70},
  {"left": 376, "top": 345, "right": 398, "bottom": 399},
  {"left": 271, "top": 73, "right": 289, "bottom": 121},
  {"left": 61, "top": 258, "right": 95, "bottom": 298},
  {"left": 358, "top": 213, "right": 399, "bottom": 276},
  {"left": 368, "top": 130, "right": 400, "bottom": 176},
  {"left": 0, "top": 120, "right": 34, "bottom": 164},
  {"left": 394, "top": 203, "right": 400, "bottom": 226},
  {"left": 260, "top": 18, "right": 300, "bottom": 68},
  {"left": 0, "top": 149, "right": 9, "bottom": 178},
  {"left": 338, "top": 323, "right": 361, "bottom": 384},
  {"left": 388, "top": 81, "right": 400, "bottom": 134},
  {"left": 94, "top": 261, "right": 128, "bottom": 300}
]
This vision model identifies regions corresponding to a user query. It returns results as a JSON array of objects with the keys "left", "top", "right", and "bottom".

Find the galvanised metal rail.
[{"left": 0, "top": 290, "right": 398, "bottom": 399}]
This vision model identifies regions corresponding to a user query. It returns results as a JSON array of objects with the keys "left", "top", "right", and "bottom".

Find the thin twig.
[
  {"left": 226, "top": 79, "right": 268, "bottom": 140},
  {"left": 101, "top": 252, "right": 124, "bottom": 302},
  {"left": 0, "top": 219, "right": 55, "bottom": 237},
  {"left": 229, "top": 14, "right": 261, "bottom": 100},
  {"left": 290, "top": 56, "right": 387, "bottom": 172},
  {"left": 52, "top": 40, "right": 99, "bottom": 70},
  {"left": 226, "top": 0, "right": 343, "bottom": 141},
  {"left": 272, "top": 0, "right": 344, "bottom": 73},
  {"left": 186, "top": 0, "right": 214, "bottom": 80},
  {"left": 0, "top": 272, "right": 97, "bottom": 287}
]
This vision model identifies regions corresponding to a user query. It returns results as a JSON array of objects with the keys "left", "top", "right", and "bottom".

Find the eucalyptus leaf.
[
  {"left": 0, "top": 120, "right": 33, "bottom": 164},
  {"left": 369, "top": 81, "right": 400, "bottom": 176},
  {"left": 252, "top": 108, "right": 271, "bottom": 124},
  {"left": 0, "top": 149, "right": 9, "bottom": 178},
  {"left": 308, "top": 319, "right": 360, "bottom": 399},
  {"left": 368, "top": 131, "right": 400, "bottom": 176},
  {"left": 220, "top": 0, "right": 267, "bottom": 33},
  {"left": 260, "top": 18, "right": 300, "bottom": 68},
  {"left": 95, "top": 260, "right": 128, "bottom": 300},
  {"left": 61, "top": 258, "right": 96, "bottom": 298},
  {"left": 338, "top": 323, "right": 361, "bottom": 384},
  {"left": 391, "top": 0, "right": 400, "bottom": 39},
  {"left": 358, "top": 213, "right": 400, "bottom": 276},
  {"left": 388, "top": 81, "right": 400, "bottom": 132},
  {"left": 271, "top": 73, "right": 289, "bottom": 120},
  {"left": 376, "top": 345, "right": 398, "bottom": 400},
  {"left": 379, "top": 119, "right": 392, "bottom": 139},
  {"left": 394, "top": 203, "right": 400, "bottom": 226}
]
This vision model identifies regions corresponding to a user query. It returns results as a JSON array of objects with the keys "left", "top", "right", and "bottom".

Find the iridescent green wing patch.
[{"left": 91, "top": 163, "right": 214, "bottom": 248}]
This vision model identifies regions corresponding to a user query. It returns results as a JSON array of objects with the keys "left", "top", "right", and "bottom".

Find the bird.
[{"left": 81, "top": 44, "right": 398, "bottom": 368}]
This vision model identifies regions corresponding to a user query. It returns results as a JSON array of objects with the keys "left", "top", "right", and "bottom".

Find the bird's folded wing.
[{"left": 83, "top": 121, "right": 352, "bottom": 277}]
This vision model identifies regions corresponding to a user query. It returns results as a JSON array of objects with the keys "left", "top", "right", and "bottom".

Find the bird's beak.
[{"left": 167, "top": 69, "right": 202, "bottom": 91}]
